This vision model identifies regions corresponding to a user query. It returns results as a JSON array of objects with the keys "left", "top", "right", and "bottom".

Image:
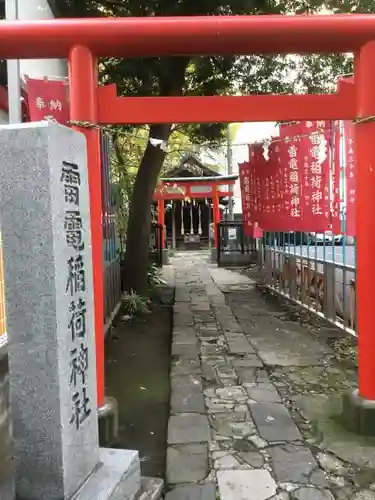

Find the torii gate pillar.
[
  {"left": 157, "top": 199, "right": 165, "bottom": 249},
  {"left": 212, "top": 185, "right": 220, "bottom": 249},
  {"left": 342, "top": 41, "right": 375, "bottom": 435},
  {"left": 69, "top": 46, "right": 105, "bottom": 409}
]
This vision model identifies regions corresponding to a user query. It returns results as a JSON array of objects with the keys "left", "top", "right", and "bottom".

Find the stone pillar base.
[
  {"left": 98, "top": 396, "right": 119, "bottom": 446},
  {"left": 341, "top": 389, "right": 375, "bottom": 436},
  {"left": 210, "top": 247, "right": 217, "bottom": 263},
  {"left": 75, "top": 448, "right": 141, "bottom": 500},
  {"left": 154, "top": 284, "right": 175, "bottom": 305},
  {"left": 162, "top": 248, "right": 169, "bottom": 265},
  {"left": 137, "top": 477, "right": 164, "bottom": 500}
]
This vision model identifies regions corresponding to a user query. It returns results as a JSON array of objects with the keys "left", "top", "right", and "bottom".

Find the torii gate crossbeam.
[
  {"left": 1, "top": 14, "right": 375, "bottom": 58},
  {"left": 97, "top": 81, "right": 356, "bottom": 124},
  {"left": 2, "top": 14, "right": 375, "bottom": 435}
]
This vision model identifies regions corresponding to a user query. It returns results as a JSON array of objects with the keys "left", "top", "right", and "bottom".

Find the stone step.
[
  {"left": 72, "top": 448, "right": 141, "bottom": 500},
  {"left": 134, "top": 477, "right": 164, "bottom": 500}
]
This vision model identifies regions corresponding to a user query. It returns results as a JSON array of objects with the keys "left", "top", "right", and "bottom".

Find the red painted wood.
[
  {"left": 158, "top": 199, "right": 165, "bottom": 249},
  {"left": 355, "top": 42, "right": 375, "bottom": 400},
  {"left": 0, "top": 15, "right": 375, "bottom": 59},
  {"left": 97, "top": 82, "right": 355, "bottom": 124},
  {"left": 69, "top": 46, "right": 105, "bottom": 408}
]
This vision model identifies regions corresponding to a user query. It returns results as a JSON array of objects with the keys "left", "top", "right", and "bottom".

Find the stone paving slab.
[
  {"left": 171, "top": 343, "right": 200, "bottom": 359},
  {"left": 217, "top": 469, "right": 277, "bottom": 499},
  {"left": 250, "top": 401, "right": 302, "bottom": 442},
  {"left": 268, "top": 444, "right": 324, "bottom": 484},
  {"left": 165, "top": 484, "right": 216, "bottom": 500},
  {"left": 173, "top": 327, "right": 197, "bottom": 344},
  {"left": 209, "top": 267, "right": 254, "bottom": 288},
  {"left": 171, "top": 357, "right": 202, "bottom": 377},
  {"left": 165, "top": 252, "right": 375, "bottom": 500},
  {"left": 231, "top": 354, "right": 263, "bottom": 368},
  {"left": 246, "top": 383, "right": 282, "bottom": 404},
  {"left": 246, "top": 324, "right": 331, "bottom": 367},
  {"left": 170, "top": 375, "right": 205, "bottom": 413},
  {"left": 166, "top": 444, "right": 209, "bottom": 484},
  {"left": 168, "top": 414, "right": 210, "bottom": 444}
]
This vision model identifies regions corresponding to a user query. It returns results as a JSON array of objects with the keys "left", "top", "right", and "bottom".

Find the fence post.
[
  {"left": 288, "top": 256, "right": 298, "bottom": 300},
  {"left": 258, "top": 237, "right": 264, "bottom": 268},
  {"left": 217, "top": 222, "right": 221, "bottom": 266},
  {"left": 265, "top": 241, "right": 274, "bottom": 286},
  {"left": 240, "top": 224, "right": 245, "bottom": 254},
  {"left": 323, "top": 262, "right": 336, "bottom": 320}
]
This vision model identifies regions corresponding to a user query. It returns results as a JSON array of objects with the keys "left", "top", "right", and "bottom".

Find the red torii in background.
[{"left": 1, "top": 15, "right": 374, "bottom": 421}]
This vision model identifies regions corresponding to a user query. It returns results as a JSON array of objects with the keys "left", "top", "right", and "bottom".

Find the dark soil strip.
[
  {"left": 0, "top": 354, "right": 13, "bottom": 500},
  {"left": 105, "top": 303, "right": 172, "bottom": 480}
]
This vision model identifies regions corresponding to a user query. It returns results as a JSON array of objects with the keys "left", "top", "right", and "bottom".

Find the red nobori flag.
[
  {"left": 264, "top": 138, "right": 283, "bottom": 231},
  {"left": 344, "top": 120, "right": 356, "bottom": 236},
  {"left": 260, "top": 142, "right": 273, "bottom": 230},
  {"left": 239, "top": 161, "right": 252, "bottom": 235},
  {"left": 298, "top": 120, "right": 331, "bottom": 233},
  {"left": 249, "top": 142, "right": 267, "bottom": 229},
  {"left": 332, "top": 120, "right": 343, "bottom": 234},
  {"left": 26, "top": 77, "right": 69, "bottom": 125},
  {"left": 279, "top": 122, "right": 304, "bottom": 231}
]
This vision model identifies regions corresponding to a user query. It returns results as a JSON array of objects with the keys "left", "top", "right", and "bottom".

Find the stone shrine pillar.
[{"left": 0, "top": 122, "right": 142, "bottom": 500}]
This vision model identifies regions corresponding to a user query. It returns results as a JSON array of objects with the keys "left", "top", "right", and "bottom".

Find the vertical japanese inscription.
[
  {"left": 60, "top": 160, "right": 91, "bottom": 430},
  {"left": 288, "top": 141, "right": 301, "bottom": 218},
  {"left": 308, "top": 122, "right": 327, "bottom": 217}
]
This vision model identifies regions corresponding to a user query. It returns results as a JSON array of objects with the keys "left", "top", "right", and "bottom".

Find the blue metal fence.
[
  {"left": 100, "top": 132, "right": 121, "bottom": 331},
  {"left": 254, "top": 121, "right": 357, "bottom": 335},
  {"left": 260, "top": 231, "right": 356, "bottom": 334}
]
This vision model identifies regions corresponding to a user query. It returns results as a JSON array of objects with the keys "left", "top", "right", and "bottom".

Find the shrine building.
[{"left": 153, "top": 155, "right": 238, "bottom": 250}]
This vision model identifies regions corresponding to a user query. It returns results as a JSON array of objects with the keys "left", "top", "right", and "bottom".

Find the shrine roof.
[
  {"left": 159, "top": 174, "right": 238, "bottom": 183},
  {"left": 163, "top": 155, "right": 221, "bottom": 178}
]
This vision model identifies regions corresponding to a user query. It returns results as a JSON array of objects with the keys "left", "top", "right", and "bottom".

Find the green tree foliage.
[{"left": 58, "top": 0, "right": 374, "bottom": 292}]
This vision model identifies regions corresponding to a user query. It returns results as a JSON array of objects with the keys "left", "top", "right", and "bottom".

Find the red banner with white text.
[
  {"left": 239, "top": 161, "right": 252, "bottom": 235},
  {"left": 249, "top": 143, "right": 267, "bottom": 233},
  {"left": 261, "top": 144, "right": 274, "bottom": 230},
  {"left": 278, "top": 121, "right": 331, "bottom": 232},
  {"left": 266, "top": 138, "right": 284, "bottom": 231},
  {"left": 279, "top": 122, "right": 304, "bottom": 231},
  {"left": 242, "top": 122, "right": 344, "bottom": 235},
  {"left": 298, "top": 120, "right": 331, "bottom": 232},
  {"left": 26, "top": 77, "right": 70, "bottom": 125},
  {"left": 332, "top": 120, "right": 342, "bottom": 234},
  {"left": 344, "top": 120, "right": 356, "bottom": 236}
]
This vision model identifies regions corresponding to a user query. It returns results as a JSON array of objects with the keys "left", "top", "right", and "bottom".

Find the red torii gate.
[
  {"left": 2, "top": 15, "right": 375, "bottom": 431},
  {"left": 154, "top": 176, "right": 237, "bottom": 249}
]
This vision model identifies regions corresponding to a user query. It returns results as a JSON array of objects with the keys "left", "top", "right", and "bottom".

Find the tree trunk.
[{"left": 124, "top": 123, "right": 171, "bottom": 293}]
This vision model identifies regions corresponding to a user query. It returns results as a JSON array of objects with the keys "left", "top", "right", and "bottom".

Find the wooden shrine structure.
[{"left": 153, "top": 156, "right": 237, "bottom": 249}]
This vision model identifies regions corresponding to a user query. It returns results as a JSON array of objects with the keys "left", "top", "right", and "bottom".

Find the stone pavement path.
[{"left": 164, "top": 252, "right": 372, "bottom": 500}]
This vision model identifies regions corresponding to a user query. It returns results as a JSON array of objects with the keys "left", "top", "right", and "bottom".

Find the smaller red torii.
[{"left": 154, "top": 175, "right": 237, "bottom": 249}]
